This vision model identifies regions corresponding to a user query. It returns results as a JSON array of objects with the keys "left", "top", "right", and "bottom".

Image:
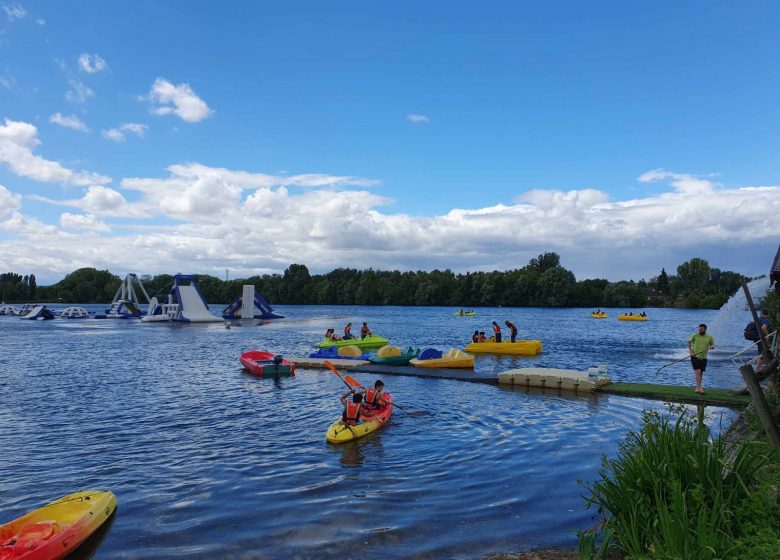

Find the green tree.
[{"left": 536, "top": 266, "right": 576, "bottom": 306}]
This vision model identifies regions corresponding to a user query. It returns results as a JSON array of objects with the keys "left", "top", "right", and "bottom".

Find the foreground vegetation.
[
  {"left": 579, "top": 405, "right": 780, "bottom": 560},
  {"left": 0, "top": 253, "right": 747, "bottom": 309}
]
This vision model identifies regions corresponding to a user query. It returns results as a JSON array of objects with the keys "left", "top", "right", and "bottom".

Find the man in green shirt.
[{"left": 687, "top": 323, "right": 715, "bottom": 394}]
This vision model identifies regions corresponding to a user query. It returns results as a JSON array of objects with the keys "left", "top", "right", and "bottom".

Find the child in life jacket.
[{"left": 340, "top": 391, "right": 370, "bottom": 426}]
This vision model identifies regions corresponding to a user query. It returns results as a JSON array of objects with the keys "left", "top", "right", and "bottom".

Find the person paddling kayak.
[
  {"left": 505, "top": 320, "right": 518, "bottom": 343},
  {"left": 340, "top": 390, "right": 371, "bottom": 426},
  {"left": 492, "top": 321, "right": 502, "bottom": 343},
  {"left": 363, "top": 380, "right": 386, "bottom": 410}
]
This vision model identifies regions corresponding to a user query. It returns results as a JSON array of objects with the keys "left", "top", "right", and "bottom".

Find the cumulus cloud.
[
  {"left": 102, "top": 122, "right": 148, "bottom": 143},
  {"left": 147, "top": 78, "right": 212, "bottom": 123},
  {"left": 60, "top": 212, "right": 110, "bottom": 232},
  {"left": 638, "top": 169, "right": 716, "bottom": 195},
  {"left": 406, "top": 113, "right": 430, "bottom": 123},
  {"left": 0, "top": 118, "right": 110, "bottom": 186},
  {"left": 2, "top": 2, "right": 25, "bottom": 21},
  {"left": 49, "top": 113, "right": 89, "bottom": 132},
  {"left": 65, "top": 79, "right": 94, "bottom": 103},
  {"left": 0, "top": 184, "right": 21, "bottom": 217},
  {"left": 13, "top": 164, "right": 780, "bottom": 282},
  {"left": 77, "top": 53, "right": 108, "bottom": 74}
]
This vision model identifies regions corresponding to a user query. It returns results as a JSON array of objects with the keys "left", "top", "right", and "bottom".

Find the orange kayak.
[{"left": 0, "top": 491, "right": 116, "bottom": 560}]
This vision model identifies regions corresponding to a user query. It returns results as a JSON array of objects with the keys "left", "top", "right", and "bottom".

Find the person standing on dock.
[
  {"left": 492, "top": 321, "right": 502, "bottom": 343},
  {"left": 687, "top": 323, "right": 715, "bottom": 394},
  {"left": 505, "top": 320, "right": 518, "bottom": 343}
]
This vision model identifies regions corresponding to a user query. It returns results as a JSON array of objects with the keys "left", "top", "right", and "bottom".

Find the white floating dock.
[
  {"left": 290, "top": 358, "right": 371, "bottom": 370},
  {"left": 497, "top": 368, "right": 611, "bottom": 392}
]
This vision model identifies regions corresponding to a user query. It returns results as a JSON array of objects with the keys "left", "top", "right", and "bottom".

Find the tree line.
[{"left": 0, "top": 253, "right": 748, "bottom": 309}]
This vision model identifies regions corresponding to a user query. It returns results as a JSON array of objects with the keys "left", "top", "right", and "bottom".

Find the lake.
[{"left": 0, "top": 305, "right": 751, "bottom": 559}]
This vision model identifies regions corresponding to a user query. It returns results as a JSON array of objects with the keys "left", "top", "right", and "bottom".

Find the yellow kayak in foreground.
[
  {"left": 464, "top": 340, "right": 542, "bottom": 356},
  {"left": 326, "top": 394, "right": 394, "bottom": 443},
  {"left": 0, "top": 490, "right": 116, "bottom": 560}
]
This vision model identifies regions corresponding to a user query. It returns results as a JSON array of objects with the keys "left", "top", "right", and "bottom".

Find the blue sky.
[{"left": 1, "top": 1, "right": 779, "bottom": 283}]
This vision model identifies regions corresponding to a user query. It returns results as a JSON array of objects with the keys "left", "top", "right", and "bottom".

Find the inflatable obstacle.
[{"left": 222, "top": 285, "right": 284, "bottom": 320}]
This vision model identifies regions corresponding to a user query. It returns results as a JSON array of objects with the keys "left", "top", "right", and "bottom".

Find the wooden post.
[
  {"left": 742, "top": 280, "right": 773, "bottom": 364},
  {"left": 740, "top": 364, "right": 780, "bottom": 449}
]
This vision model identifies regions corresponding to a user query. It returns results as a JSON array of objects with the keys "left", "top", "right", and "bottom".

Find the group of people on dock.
[
  {"left": 471, "top": 320, "right": 518, "bottom": 343},
  {"left": 325, "top": 322, "right": 373, "bottom": 341}
]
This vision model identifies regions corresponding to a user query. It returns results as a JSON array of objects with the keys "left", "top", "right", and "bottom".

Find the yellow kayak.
[
  {"left": 410, "top": 348, "right": 475, "bottom": 369},
  {"left": 591, "top": 313, "right": 608, "bottom": 318},
  {"left": 0, "top": 490, "right": 116, "bottom": 560},
  {"left": 326, "top": 394, "right": 394, "bottom": 443},
  {"left": 464, "top": 340, "right": 542, "bottom": 356},
  {"left": 618, "top": 315, "right": 648, "bottom": 321}
]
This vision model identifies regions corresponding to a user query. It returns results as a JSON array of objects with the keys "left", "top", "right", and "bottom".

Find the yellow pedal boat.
[
  {"left": 591, "top": 312, "right": 608, "bottom": 318},
  {"left": 618, "top": 314, "right": 648, "bottom": 321},
  {"left": 410, "top": 348, "right": 475, "bottom": 369},
  {"left": 464, "top": 340, "right": 542, "bottom": 356}
]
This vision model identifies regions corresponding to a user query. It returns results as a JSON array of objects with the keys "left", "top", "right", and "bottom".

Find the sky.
[{"left": 0, "top": 1, "right": 779, "bottom": 284}]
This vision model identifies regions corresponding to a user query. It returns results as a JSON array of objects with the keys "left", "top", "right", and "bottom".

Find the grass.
[
  {"left": 599, "top": 383, "right": 751, "bottom": 408},
  {"left": 578, "top": 404, "right": 780, "bottom": 559}
]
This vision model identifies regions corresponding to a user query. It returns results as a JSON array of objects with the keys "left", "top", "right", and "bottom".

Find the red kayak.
[{"left": 240, "top": 350, "right": 296, "bottom": 377}]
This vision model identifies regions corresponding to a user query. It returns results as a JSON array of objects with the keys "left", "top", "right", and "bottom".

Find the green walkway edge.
[{"left": 599, "top": 382, "right": 751, "bottom": 408}]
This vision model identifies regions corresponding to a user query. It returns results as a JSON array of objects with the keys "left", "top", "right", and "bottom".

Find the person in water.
[
  {"left": 343, "top": 323, "right": 353, "bottom": 340},
  {"left": 478, "top": 331, "right": 487, "bottom": 342},
  {"left": 360, "top": 322, "right": 372, "bottom": 339},
  {"left": 340, "top": 391, "right": 371, "bottom": 426},
  {"left": 492, "top": 321, "right": 502, "bottom": 343},
  {"left": 363, "top": 380, "right": 386, "bottom": 410},
  {"left": 687, "top": 323, "right": 715, "bottom": 394},
  {"left": 505, "top": 320, "right": 518, "bottom": 343},
  {"left": 472, "top": 330, "right": 480, "bottom": 343}
]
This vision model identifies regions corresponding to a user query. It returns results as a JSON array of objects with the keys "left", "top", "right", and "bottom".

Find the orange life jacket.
[
  {"left": 365, "top": 388, "right": 380, "bottom": 405},
  {"left": 493, "top": 324, "right": 501, "bottom": 334},
  {"left": 343, "top": 400, "right": 361, "bottom": 423}
]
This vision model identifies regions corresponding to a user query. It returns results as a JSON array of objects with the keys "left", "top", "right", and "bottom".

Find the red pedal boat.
[{"left": 240, "top": 350, "right": 296, "bottom": 377}]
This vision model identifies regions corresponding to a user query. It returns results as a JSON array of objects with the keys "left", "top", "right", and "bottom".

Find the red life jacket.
[
  {"left": 493, "top": 324, "right": 501, "bottom": 334},
  {"left": 365, "top": 388, "right": 380, "bottom": 405},
  {"left": 344, "top": 325, "right": 351, "bottom": 336},
  {"left": 343, "top": 400, "right": 361, "bottom": 423}
]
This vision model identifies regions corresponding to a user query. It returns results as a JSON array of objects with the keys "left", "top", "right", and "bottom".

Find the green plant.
[{"left": 580, "top": 405, "right": 769, "bottom": 559}]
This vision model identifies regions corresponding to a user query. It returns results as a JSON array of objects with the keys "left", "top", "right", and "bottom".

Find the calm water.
[{"left": 0, "top": 305, "right": 749, "bottom": 559}]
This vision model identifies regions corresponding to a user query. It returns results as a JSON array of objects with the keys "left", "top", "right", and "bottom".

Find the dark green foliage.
[
  {"left": 2, "top": 253, "right": 750, "bottom": 307},
  {"left": 579, "top": 406, "right": 779, "bottom": 559}
]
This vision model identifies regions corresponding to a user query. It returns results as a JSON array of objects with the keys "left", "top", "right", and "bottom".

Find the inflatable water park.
[
  {"left": 222, "top": 285, "right": 284, "bottom": 320},
  {"left": 143, "top": 274, "right": 223, "bottom": 323}
]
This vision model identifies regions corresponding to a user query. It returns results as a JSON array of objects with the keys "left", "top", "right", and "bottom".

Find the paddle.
[
  {"left": 655, "top": 348, "right": 710, "bottom": 376},
  {"left": 323, "top": 360, "right": 416, "bottom": 414}
]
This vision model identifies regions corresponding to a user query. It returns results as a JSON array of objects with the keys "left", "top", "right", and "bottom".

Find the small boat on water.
[
  {"left": 309, "top": 346, "right": 371, "bottom": 361},
  {"left": 464, "top": 340, "right": 542, "bottom": 356},
  {"left": 326, "top": 393, "right": 394, "bottom": 443},
  {"left": 591, "top": 312, "right": 608, "bottom": 318},
  {"left": 240, "top": 350, "right": 296, "bottom": 377},
  {"left": 410, "top": 348, "right": 474, "bottom": 369},
  {"left": 368, "top": 345, "right": 419, "bottom": 366},
  {"left": 317, "top": 335, "right": 389, "bottom": 350},
  {"left": 618, "top": 314, "right": 648, "bottom": 321},
  {"left": 0, "top": 490, "right": 116, "bottom": 560},
  {"left": 59, "top": 307, "right": 90, "bottom": 319},
  {"left": 454, "top": 310, "right": 476, "bottom": 317}
]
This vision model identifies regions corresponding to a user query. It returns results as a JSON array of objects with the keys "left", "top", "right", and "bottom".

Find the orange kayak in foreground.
[{"left": 0, "top": 490, "right": 116, "bottom": 560}]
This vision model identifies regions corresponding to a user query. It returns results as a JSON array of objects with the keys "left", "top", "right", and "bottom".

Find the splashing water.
[{"left": 707, "top": 276, "right": 770, "bottom": 343}]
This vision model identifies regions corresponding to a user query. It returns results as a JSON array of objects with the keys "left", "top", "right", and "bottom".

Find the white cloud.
[
  {"left": 60, "top": 212, "right": 110, "bottom": 232},
  {"left": 49, "top": 113, "right": 89, "bottom": 132},
  {"left": 35, "top": 17, "right": 44, "bottom": 25},
  {"left": 65, "top": 79, "right": 94, "bottom": 103},
  {"left": 77, "top": 53, "right": 108, "bottom": 74},
  {"left": 147, "top": 78, "right": 212, "bottom": 123},
  {"left": 638, "top": 169, "right": 716, "bottom": 195},
  {"left": 0, "top": 184, "right": 21, "bottom": 217},
  {"left": 2, "top": 2, "right": 25, "bottom": 21},
  {"left": 0, "top": 75, "right": 16, "bottom": 90},
  {"left": 406, "top": 113, "right": 430, "bottom": 123},
  {"left": 0, "top": 118, "right": 110, "bottom": 186},
  {"left": 12, "top": 165, "right": 780, "bottom": 282},
  {"left": 102, "top": 122, "right": 148, "bottom": 143}
]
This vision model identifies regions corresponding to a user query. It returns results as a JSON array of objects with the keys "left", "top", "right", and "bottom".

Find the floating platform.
[
  {"left": 345, "top": 363, "right": 498, "bottom": 383},
  {"left": 600, "top": 383, "right": 751, "bottom": 408},
  {"left": 498, "top": 368, "right": 610, "bottom": 393},
  {"left": 290, "top": 358, "right": 371, "bottom": 370}
]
